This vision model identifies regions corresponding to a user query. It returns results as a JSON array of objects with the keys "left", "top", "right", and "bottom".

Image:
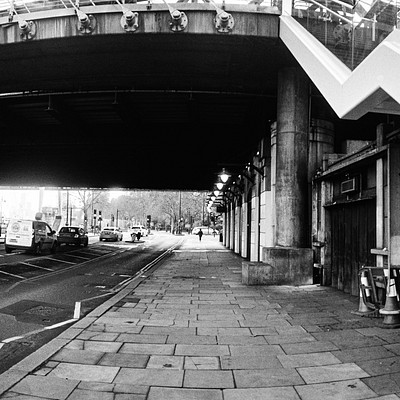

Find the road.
[{"left": 0, "top": 230, "right": 182, "bottom": 373}]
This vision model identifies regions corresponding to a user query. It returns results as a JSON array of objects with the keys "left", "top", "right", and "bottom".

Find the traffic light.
[
  {"left": 94, "top": 209, "right": 97, "bottom": 216},
  {"left": 146, "top": 215, "right": 151, "bottom": 228},
  {"left": 210, "top": 212, "right": 215, "bottom": 222}
]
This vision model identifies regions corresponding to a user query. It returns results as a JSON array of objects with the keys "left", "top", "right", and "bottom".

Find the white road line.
[
  {"left": 60, "top": 253, "right": 91, "bottom": 260},
  {"left": 0, "top": 270, "right": 25, "bottom": 280},
  {"left": 19, "top": 262, "right": 54, "bottom": 271},
  {"left": 49, "top": 258, "right": 76, "bottom": 265}
]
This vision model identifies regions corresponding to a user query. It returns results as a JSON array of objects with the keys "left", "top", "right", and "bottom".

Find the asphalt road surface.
[{"left": 0, "top": 231, "right": 182, "bottom": 373}]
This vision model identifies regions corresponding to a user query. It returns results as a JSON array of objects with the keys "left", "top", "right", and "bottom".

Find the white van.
[{"left": 5, "top": 219, "right": 58, "bottom": 254}]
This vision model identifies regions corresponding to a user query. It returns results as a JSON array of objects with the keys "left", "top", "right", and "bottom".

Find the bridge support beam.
[{"left": 262, "top": 67, "right": 313, "bottom": 285}]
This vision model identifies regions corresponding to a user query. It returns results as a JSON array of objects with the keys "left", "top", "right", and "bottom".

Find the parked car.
[
  {"left": 130, "top": 225, "right": 146, "bottom": 242},
  {"left": 99, "top": 227, "right": 123, "bottom": 242},
  {"left": 130, "top": 225, "right": 147, "bottom": 239},
  {"left": 57, "top": 226, "right": 88, "bottom": 247},
  {"left": 5, "top": 219, "right": 57, "bottom": 254}
]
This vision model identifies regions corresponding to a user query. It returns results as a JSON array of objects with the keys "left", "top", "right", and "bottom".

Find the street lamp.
[{"left": 219, "top": 168, "right": 231, "bottom": 183}]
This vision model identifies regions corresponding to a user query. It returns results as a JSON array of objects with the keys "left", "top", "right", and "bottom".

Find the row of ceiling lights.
[
  {"left": 207, "top": 153, "right": 265, "bottom": 212},
  {"left": 206, "top": 168, "right": 230, "bottom": 213}
]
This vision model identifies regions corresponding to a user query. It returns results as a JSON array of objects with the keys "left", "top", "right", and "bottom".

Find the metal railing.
[
  {"left": 292, "top": 0, "right": 400, "bottom": 69},
  {"left": 4, "top": 0, "right": 397, "bottom": 70},
  {"left": 0, "top": 0, "right": 281, "bottom": 18}
]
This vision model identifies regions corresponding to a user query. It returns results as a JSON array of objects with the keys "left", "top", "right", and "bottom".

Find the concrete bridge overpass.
[
  {"left": 0, "top": 2, "right": 285, "bottom": 190},
  {"left": 0, "top": 0, "right": 394, "bottom": 190}
]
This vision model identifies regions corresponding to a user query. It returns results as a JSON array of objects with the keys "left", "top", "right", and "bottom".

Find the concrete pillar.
[
  {"left": 229, "top": 203, "right": 235, "bottom": 250},
  {"left": 223, "top": 210, "right": 228, "bottom": 247},
  {"left": 223, "top": 207, "right": 229, "bottom": 247},
  {"left": 234, "top": 203, "right": 241, "bottom": 254},
  {"left": 242, "top": 199, "right": 249, "bottom": 259},
  {"left": 275, "top": 67, "right": 309, "bottom": 247},
  {"left": 261, "top": 67, "right": 313, "bottom": 285},
  {"left": 250, "top": 184, "right": 260, "bottom": 261},
  {"left": 270, "top": 123, "right": 277, "bottom": 245}
]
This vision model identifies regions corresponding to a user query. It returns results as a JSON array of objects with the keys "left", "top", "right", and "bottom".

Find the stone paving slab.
[
  {"left": 217, "top": 335, "right": 268, "bottom": 345},
  {"left": 114, "top": 368, "right": 184, "bottom": 387},
  {"left": 332, "top": 345, "right": 395, "bottom": 363},
  {"left": 183, "top": 370, "right": 235, "bottom": 388},
  {"left": 233, "top": 368, "right": 304, "bottom": 388},
  {"left": 147, "top": 387, "right": 223, "bottom": 400},
  {"left": 75, "top": 331, "right": 120, "bottom": 341},
  {"left": 356, "top": 356, "right": 400, "bottom": 376},
  {"left": 184, "top": 356, "right": 220, "bottom": 370},
  {"left": 166, "top": 334, "right": 217, "bottom": 345},
  {"left": 4, "top": 235, "right": 400, "bottom": 399},
  {"left": 362, "top": 373, "right": 400, "bottom": 396},
  {"left": 277, "top": 352, "right": 342, "bottom": 368},
  {"left": 223, "top": 387, "right": 301, "bottom": 400},
  {"left": 280, "top": 340, "right": 339, "bottom": 354},
  {"left": 119, "top": 343, "right": 175, "bottom": 355},
  {"left": 98, "top": 353, "right": 149, "bottom": 368},
  {"left": 294, "top": 379, "right": 378, "bottom": 400},
  {"left": 50, "top": 348, "right": 104, "bottom": 365},
  {"left": 175, "top": 344, "right": 230, "bottom": 356},
  {"left": 0, "top": 370, "right": 28, "bottom": 394},
  {"left": 1, "top": 394, "right": 48, "bottom": 399},
  {"left": 147, "top": 355, "right": 184, "bottom": 370},
  {"left": 116, "top": 333, "right": 168, "bottom": 343},
  {"left": 64, "top": 340, "right": 122, "bottom": 353},
  {"left": 220, "top": 355, "right": 282, "bottom": 370},
  {"left": 297, "top": 362, "right": 370, "bottom": 384},
  {"left": 229, "top": 344, "right": 285, "bottom": 356},
  {"left": 49, "top": 363, "right": 120, "bottom": 383},
  {"left": 9, "top": 375, "right": 79, "bottom": 399}
]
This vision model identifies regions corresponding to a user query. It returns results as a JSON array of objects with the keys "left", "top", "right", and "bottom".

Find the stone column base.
[
  {"left": 241, "top": 247, "right": 314, "bottom": 286},
  {"left": 261, "top": 247, "right": 313, "bottom": 285},
  {"left": 242, "top": 262, "right": 276, "bottom": 285}
]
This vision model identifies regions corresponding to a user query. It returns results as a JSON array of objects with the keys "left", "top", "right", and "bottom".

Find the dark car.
[{"left": 57, "top": 226, "right": 88, "bottom": 247}]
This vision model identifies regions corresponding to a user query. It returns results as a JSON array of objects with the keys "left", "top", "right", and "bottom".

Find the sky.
[{"left": 0, "top": 187, "right": 125, "bottom": 222}]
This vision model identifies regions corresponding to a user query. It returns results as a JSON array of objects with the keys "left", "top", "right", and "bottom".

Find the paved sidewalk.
[{"left": 1, "top": 234, "right": 400, "bottom": 399}]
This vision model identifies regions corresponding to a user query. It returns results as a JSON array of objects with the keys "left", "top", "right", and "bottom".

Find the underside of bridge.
[{"left": 0, "top": 32, "right": 393, "bottom": 191}]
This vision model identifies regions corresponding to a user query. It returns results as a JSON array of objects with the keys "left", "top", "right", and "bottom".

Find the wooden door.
[{"left": 330, "top": 200, "right": 376, "bottom": 296}]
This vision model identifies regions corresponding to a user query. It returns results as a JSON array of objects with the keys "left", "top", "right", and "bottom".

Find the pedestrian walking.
[{"left": 198, "top": 228, "right": 203, "bottom": 241}]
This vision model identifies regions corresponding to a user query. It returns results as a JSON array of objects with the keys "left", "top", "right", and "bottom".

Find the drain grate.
[{"left": 25, "top": 305, "right": 64, "bottom": 316}]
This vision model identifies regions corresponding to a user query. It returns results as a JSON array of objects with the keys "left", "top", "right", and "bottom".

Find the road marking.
[
  {"left": 0, "top": 270, "right": 25, "bottom": 280},
  {"left": 75, "top": 251, "right": 102, "bottom": 258},
  {"left": 59, "top": 253, "right": 92, "bottom": 260},
  {"left": 5, "top": 248, "right": 122, "bottom": 292},
  {"left": 173, "top": 249, "right": 231, "bottom": 252},
  {"left": 47, "top": 258, "right": 76, "bottom": 265},
  {"left": 19, "top": 262, "right": 54, "bottom": 271}
]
